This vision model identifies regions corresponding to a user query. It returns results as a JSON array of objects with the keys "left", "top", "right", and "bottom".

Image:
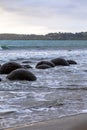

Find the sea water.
[{"left": 0, "top": 40, "right": 87, "bottom": 128}]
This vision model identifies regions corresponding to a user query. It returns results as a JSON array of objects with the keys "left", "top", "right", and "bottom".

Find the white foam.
[
  {"left": 81, "top": 109, "right": 87, "bottom": 113},
  {"left": 0, "top": 108, "right": 16, "bottom": 115}
]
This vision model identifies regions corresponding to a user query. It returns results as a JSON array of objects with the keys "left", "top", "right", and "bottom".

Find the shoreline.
[{"left": 4, "top": 113, "right": 87, "bottom": 130}]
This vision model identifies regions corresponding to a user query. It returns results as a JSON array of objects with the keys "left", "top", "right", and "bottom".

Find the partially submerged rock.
[
  {"left": 0, "top": 62, "right": 22, "bottom": 74},
  {"left": 7, "top": 68, "right": 37, "bottom": 81},
  {"left": 67, "top": 60, "right": 77, "bottom": 65},
  {"left": 22, "top": 64, "right": 32, "bottom": 69},
  {"left": 36, "top": 64, "right": 52, "bottom": 69},
  {"left": 36, "top": 61, "right": 55, "bottom": 68},
  {"left": 0, "top": 78, "right": 2, "bottom": 81},
  {"left": 22, "top": 61, "right": 32, "bottom": 63},
  {"left": 51, "top": 58, "right": 69, "bottom": 66}
]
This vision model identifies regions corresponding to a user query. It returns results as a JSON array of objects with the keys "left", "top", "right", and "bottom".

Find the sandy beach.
[{"left": 4, "top": 113, "right": 87, "bottom": 130}]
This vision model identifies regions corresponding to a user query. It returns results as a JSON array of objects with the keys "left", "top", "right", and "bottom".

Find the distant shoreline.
[{"left": 0, "top": 32, "right": 87, "bottom": 40}]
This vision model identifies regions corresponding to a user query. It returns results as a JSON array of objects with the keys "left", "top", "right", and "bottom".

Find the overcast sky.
[{"left": 0, "top": 0, "right": 87, "bottom": 34}]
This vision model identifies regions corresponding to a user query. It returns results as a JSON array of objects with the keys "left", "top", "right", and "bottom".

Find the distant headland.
[{"left": 0, "top": 32, "right": 87, "bottom": 40}]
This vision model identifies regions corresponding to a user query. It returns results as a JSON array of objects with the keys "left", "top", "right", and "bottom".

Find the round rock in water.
[
  {"left": 36, "top": 61, "right": 55, "bottom": 68},
  {"left": 0, "top": 62, "right": 22, "bottom": 74},
  {"left": 51, "top": 58, "right": 69, "bottom": 66},
  {"left": 7, "top": 69, "right": 37, "bottom": 81},
  {"left": 36, "top": 64, "right": 52, "bottom": 69},
  {"left": 22, "top": 64, "right": 32, "bottom": 69}
]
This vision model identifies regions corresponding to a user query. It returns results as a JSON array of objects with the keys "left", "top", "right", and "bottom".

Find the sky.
[{"left": 0, "top": 0, "right": 87, "bottom": 34}]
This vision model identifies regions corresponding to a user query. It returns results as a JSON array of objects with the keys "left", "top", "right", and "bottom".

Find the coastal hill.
[{"left": 0, "top": 32, "right": 87, "bottom": 40}]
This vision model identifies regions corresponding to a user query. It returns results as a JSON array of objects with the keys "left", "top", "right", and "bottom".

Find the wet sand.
[{"left": 4, "top": 113, "right": 87, "bottom": 130}]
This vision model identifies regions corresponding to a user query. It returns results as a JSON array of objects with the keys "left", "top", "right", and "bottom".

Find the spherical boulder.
[
  {"left": 36, "top": 64, "right": 52, "bottom": 69},
  {"left": 67, "top": 60, "right": 77, "bottom": 65},
  {"left": 0, "top": 62, "right": 23, "bottom": 74},
  {"left": 51, "top": 58, "right": 69, "bottom": 66},
  {"left": 7, "top": 69, "right": 37, "bottom": 81},
  {"left": 36, "top": 61, "right": 55, "bottom": 68}
]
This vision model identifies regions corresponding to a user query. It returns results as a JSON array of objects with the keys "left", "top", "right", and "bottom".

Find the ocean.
[{"left": 0, "top": 40, "right": 87, "bottom": 128}]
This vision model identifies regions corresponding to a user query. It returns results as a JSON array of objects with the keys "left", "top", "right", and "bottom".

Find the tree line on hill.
[{"left": 0, "top": 32, "right": 87, "bottom": 40}]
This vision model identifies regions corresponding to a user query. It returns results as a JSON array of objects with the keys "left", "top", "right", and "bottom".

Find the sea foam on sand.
[{"left": 5, "top": 113, "right": 87, "bottom": 130}]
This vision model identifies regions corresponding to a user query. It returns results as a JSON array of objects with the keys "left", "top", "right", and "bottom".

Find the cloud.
[
  {"left": 0, "top": 0, "right": 86, "bottom": 19},
  {"left": 0, "top": 0, "right": 87, "bottom": 34},
  {"left": 0, "top": 0, "right": 74, "bottom": 15}
]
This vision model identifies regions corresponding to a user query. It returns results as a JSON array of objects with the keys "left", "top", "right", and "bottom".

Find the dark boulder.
[
  {"left": 51, "top": 58, "right": 69, "bottom": 66},
  {"left": 36, "top": 61, "right": 55, "bottom": 68},
  {"left": 22, "top": 61, "right": 32, "bottom": 63},
  {"left": 36, "top": 64, "right": 52, "bottom": 69},
  {"left": 7, "top": 69, "right": 37, "bottom": 81},
  {"left": 0, "top": 62, "right": 23, "bottom": 74},
  {"left": 22, "top": 64, "right": 32, "bottom": 69},
  {"left": 67, "top": 60, "right": 77, "bottom": 65},
  {"left": 0, "top": 78, "right": 2, "bottom": 81}
]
